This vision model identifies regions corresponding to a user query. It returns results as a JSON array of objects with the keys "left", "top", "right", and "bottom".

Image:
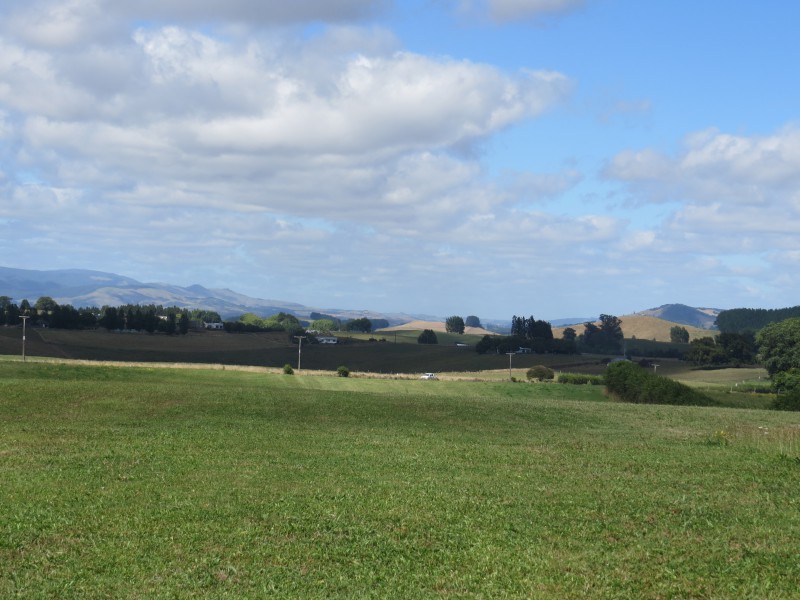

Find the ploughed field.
[
  {"left": 2, "top": 361, "right": 799, "bottom": 598},
  {"left": 0, "top": 327, "right": 610, "bottom": 374}
]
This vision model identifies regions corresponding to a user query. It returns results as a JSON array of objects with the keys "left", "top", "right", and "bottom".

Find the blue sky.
[{"left": 1, "top": 0, "right": 799, "bottom": 320}]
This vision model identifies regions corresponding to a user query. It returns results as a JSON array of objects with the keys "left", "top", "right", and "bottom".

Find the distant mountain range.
[
  {"left": 0, "top": 266, "right": 412, "bottom": 323},
  {"left": 0, "top": 266, "right": 721, "bottom": 330}
]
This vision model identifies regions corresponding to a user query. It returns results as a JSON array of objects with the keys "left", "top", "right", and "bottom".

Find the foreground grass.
[{"left": 2, "top": 363, "right": 800, "bottom": 598}]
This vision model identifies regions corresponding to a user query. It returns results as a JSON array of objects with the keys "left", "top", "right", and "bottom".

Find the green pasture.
[{"left": 2, "top": 361, "right": 800, "bottom": 598}]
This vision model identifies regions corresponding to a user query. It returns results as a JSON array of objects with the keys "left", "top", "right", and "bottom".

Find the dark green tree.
[
  {"left": 716, "top": 332, "right": 756, "bottom": 365},
  {"left": 465, "top": 315, "right": 481, "bottom": 328},
  {"left": 99, "top": 306, "right": 123, "bottom": 330},
  {"left": 0, "top": 296, "right": 12, "bottom": 324},
  {"left": 756, "top": 318, "right": 800, "bottom": 377},
  {"left": 445, "top": 316, "right": 465, "bottom": 334},
  {"left": 511, "top": 315, "right": 553, "bottom": 341},
  {"left": 164, "top": 313, "right": 177, "bottom": 335},
  {"left": 34, "top": 296, "right": 58, "bottom": 314},
  {"left": 685, "top": 337, "right": 727, "bottom": 366},
  {"left": 179, "top": 312, "right": 190, "bottom": 335},
  {"left": 670, "top": 325, "right": 690, "bottom": 344},
  {"left": 581, "top": 315, "right": 623, "bottom": 354},
  {"left": 371, "top": 318, "right": 390, "bottom": 330},
  {"left": 605, "top": 361, "right": 713, "bottom": 406},
  {"left": 717, "top": 306, "right": 800, "bottom": 334},
  {"left": 191, "top": 309, "right": 222, "bottom": 323},
  {"left": 562, "top": 327, "right": 577, "bottom": 342},
  {"left": 344, "top": 317, "right": 372, "bottom": 333},
  {"left": 3, "top": 301, "right": 20, "bottom": 325},
  {"left": 475, "top": 334, "right": 493, "bottom": 354},
  {"left": 772, "top": 368, "right": 800, "bottom": 394},
  {"left": 418, "top": 329, "right": 438, "bottom": 344},
  {"left": 310, "top": 319, "right": 336, "bottom": 332},
  {"left": 599, "top": 314, "right": 623, "bottom": 348},
  {"left": 264, "top": 312, "right": 301, "bottom": 330}
]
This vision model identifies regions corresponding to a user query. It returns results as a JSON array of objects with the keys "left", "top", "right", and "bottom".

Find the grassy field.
[{"left": 2, "top": 361, "right": 800, "bottom": 598}]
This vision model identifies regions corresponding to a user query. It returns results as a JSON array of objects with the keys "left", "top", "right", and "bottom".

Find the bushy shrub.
[
  {"left": 337, "top": 365, "right": 350, "bottom": 378},
  {"left": 772, "top": 389, "right": 800, "bottom": 411},
  {"left": 526, "top": 365, "right": 555, "bottom": 382},
  {"left": 605, "top": 361, "right": 713, "bottom": 406},
  {"left": 283, "top": 363, "right": 294, "bottom": 375},
  {"left": 772, "top": 368, "right": 800, "bottom": 394},
  {"left": 558, "top": 373, "right": 604, "bottom": 385}
]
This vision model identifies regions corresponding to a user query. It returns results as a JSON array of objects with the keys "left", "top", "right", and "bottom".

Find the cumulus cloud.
[
  {"left": 600, "top": 125, "right": 800, "bottom": 310},
  {"left": 5, "top": 23, "right": 571, "bottom": 225},
  {"left": 606, "top": 125, "right": 800, "bottom": 206}
]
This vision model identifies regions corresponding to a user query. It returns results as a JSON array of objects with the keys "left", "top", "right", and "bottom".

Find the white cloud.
[
  {"left": 606, "top": 125, "right": 800, "bottom": 206},
  {"left": 599, "top": 125, "right": 800, "bottom": 312},
  {"left": 6, "top": 24, "right": 571, "bottom": 229}
]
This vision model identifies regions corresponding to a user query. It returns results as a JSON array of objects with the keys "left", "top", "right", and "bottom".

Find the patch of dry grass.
[{"left": 553, "top": 314, "right": 711, "bottom": 342}]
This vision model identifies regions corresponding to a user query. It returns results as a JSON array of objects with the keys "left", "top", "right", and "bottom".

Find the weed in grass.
[
  {"left": 723, "top": 424, "right": 800, "bottom": 460},
  {"left": 706, "top": 429, "right": 731, "bottom": 446}
]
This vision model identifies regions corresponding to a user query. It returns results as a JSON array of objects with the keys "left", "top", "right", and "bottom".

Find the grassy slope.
[
  {"left": 2, "top": 362, "right": 800, "bottom": 598},
  {"left": 378, "top": 320, "right": 497, "bottom": 336},
  {"left": 553, "top": 314, "right": 711, "bottom": 342}
]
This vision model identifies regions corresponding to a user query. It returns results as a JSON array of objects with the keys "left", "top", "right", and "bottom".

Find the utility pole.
[
  {"left": 294, "top": 335, "right": 307, "bottom": 372},
  {"left": 506, "top": 352, "right": 515, "bottom": 380},
  {"left": 20, "top": 315, "right": 29, "bottom": 362}
]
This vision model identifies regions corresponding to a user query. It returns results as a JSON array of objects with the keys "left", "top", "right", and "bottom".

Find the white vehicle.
[{"left": 420, "top": 373, "right": 438, "bottom": 380}]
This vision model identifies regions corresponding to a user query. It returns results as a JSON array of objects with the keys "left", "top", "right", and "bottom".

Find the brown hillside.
[
  {"left": 378, "top": 320, "right": 497, "bottom": 336},
  {"left": 553, "top": 315, "right": 711, "bottom": 343}
]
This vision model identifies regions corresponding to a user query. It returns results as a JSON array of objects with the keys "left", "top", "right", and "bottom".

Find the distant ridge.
[
  {"left": 0, "top": 266, "right": 413, "bottom": 324},
  {"left": 0, "top": 267, "right": 724, "bottom": 331},
  {"left": 635, "top": 304, "right": 720, "bottom": 330}
]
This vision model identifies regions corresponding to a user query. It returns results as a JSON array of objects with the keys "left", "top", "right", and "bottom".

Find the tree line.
[
  {"left": 716, "top": 306, "right": 800, "bottom": 334},
  {"left": 476, "top": 314, "right": 626, "bottom": 355},
  {"left": 307, "top": 313, "right": 387, "bottom": 333},
  {"left": 0, "top": 295, "right": 223, "bottom": 335},
  {"left": 0, "top": 295, "right": 387, "bottom": 339}
]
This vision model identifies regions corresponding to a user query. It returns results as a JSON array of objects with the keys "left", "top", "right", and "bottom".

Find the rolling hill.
[
  {"left": 553, "top": 315, "right": 711, "bottom": 343},
  {"left": 377, "top": 320, "right": 497, "bottom": 336},
  {"left": 384, "top": 315, "right": 710, "bottom": 343},
  {"left": 635, "top": 304, "right": 720, "bottom": 329}
]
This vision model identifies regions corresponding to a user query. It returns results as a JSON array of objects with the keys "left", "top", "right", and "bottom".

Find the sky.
[{"left": 1, "top": 0, "right": 799, "bottom": 321}]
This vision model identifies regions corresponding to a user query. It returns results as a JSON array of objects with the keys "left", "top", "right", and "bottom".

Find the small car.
[{"left": 420, "top": 373, "right": 438, "bottom": 380}]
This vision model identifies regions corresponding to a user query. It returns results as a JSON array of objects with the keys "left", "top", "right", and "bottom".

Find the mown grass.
[{"left": 2, "top": 362, "right": 800, "bottom": 598}]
